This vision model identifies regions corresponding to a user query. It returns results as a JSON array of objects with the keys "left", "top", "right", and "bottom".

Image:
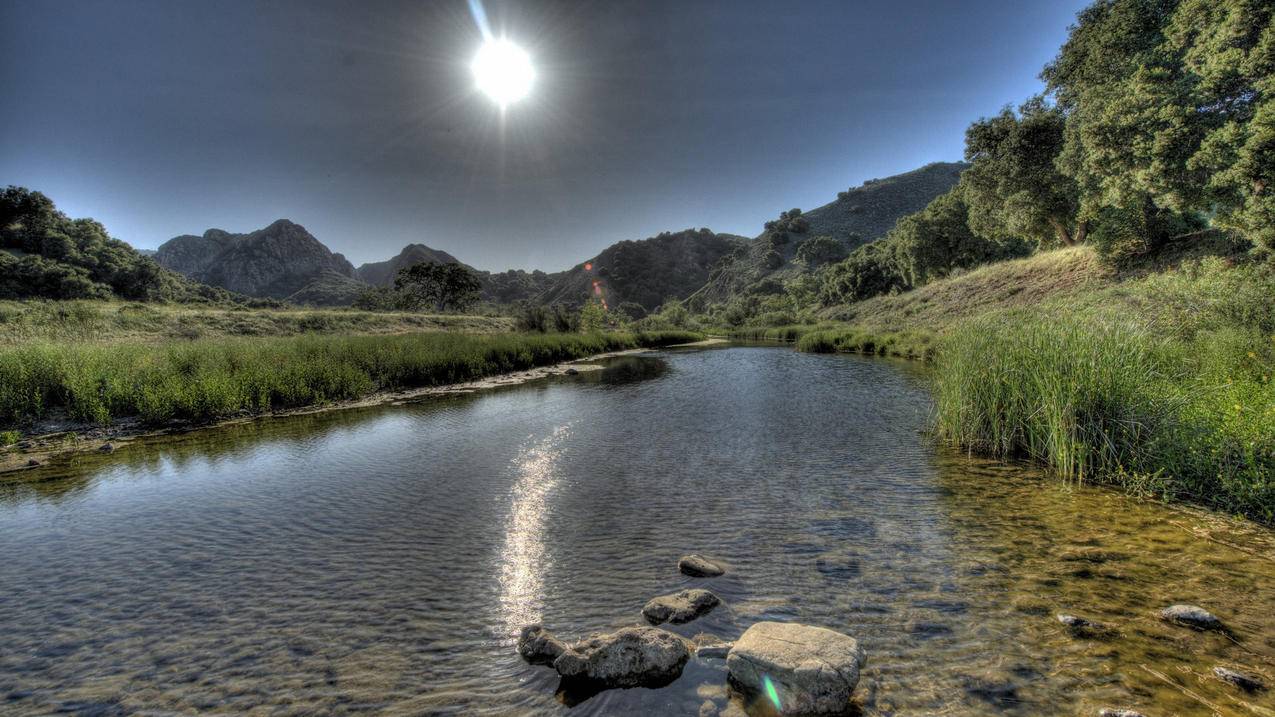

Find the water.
[{"left": 1, "top": 346, "right": 1273, "bottom": 716}]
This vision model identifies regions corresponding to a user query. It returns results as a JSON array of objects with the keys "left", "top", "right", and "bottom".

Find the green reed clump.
[
  {"left": 796, "top": 327, "right": 936, "bottom": 360},
  {"left": 726, "top": 324, "right": 826, "bottom": 342},
  {"left": 0, "top": 330, "right": 701, "bottom": 428},
  {"left": 933, "top": 314, "right": 1275, "bottom": 522}
]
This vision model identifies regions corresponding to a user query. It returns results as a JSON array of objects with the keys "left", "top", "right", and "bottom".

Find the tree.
[
  {"left": 393, "top": 262, "right": 481, "bottom": 312},
  {"left": 794, "top": 235, "right": 848, "bottom": 268},
  {"left": 578, "top": 300, "right": 607, "bottom": 332},
  {"left": 817, "top": 241, "right": 908, "bottom": 305},
  {"left": 1042, "top": 0, "right": 1273, "bottom": 252},
  {"left": 891, "top": 188, "right": 1032, "bottom": 286},
  {"left": 962, "top": 98, "right": 1086, "bottom": 247}
]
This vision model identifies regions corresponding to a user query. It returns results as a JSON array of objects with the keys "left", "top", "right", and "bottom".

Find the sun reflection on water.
[{"left": 497, "top": 424, "right": 572, "bottom": 637}]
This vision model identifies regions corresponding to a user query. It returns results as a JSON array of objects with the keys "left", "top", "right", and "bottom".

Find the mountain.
[
  {"left": 687, "top": 162, "right": 967, "bottom": 308},
  {"left": 535, "top": 228, "right": 747, "bottom": 311},
  {"left": 355, "top": 244, "right": 461, "bottom": 286},
  {"left": 155, "top": 220, "right": 357, "bottom": 300}
]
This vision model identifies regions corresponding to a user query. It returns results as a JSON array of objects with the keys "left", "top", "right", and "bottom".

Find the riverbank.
[
  {"left": 0, "top": 330, "right": 703, "bottom": 472},
  {"left": 729, "top": 248, "right": 1275, "bottom": 523}
]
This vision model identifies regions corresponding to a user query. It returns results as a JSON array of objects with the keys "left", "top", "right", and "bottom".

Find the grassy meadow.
[
  {"left": 0, "top": 300, "right": 513, "bottom": 345},
  {"left": 0, "top": 327, "right": 700, "bottom": 431}
]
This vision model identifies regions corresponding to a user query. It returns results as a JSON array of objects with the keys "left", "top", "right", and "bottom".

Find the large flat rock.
[
  {"left": 553, "top": 626, "right": 690, "bottom": 689},
  {"left": 726, "top": 622, "right": 866, "bottom": 715}
]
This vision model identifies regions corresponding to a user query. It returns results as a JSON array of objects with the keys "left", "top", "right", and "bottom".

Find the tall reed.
[{"left": 0, "top": 330, "right": 701, "bottom": 427}]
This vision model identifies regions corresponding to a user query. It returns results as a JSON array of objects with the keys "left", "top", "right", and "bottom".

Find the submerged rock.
[
  {"left": 679, "top": 554, "right": 726, "bottom": 577},
  {"left": 564, "top": 367, "right": 580, "bottom": 376},
  {"left": 643, "top": 589, "right": 721, "bottom": 625},
  {"left": 1057, "top": 613, "right": 1111, "bottom": 638},
  {"left": 726, "top": 621, "right": 866, "bottom": 715},
  {"left": 553, "top": 626, "right": 690, "bottom": 689},
  {"left": 1159, "top": 604, "right": 1223, "bottom": 630},
  {"left": 1213, "top": 666, "right": 1265, "bottom": 692},
  {"left": 516, "top": 625, "right": 569, "bottom": 665},
  {"left": 26, "top": 459, "right": 41, "bottom": 467},
  {"left": 98, "top": 442, "right": 115, "bottom": 453},
  {"left": 692, "top": 633, "right": 733, "bottom": 659}
]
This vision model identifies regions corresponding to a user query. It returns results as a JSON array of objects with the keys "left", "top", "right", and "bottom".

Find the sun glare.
[{"left": 472, "top": 38, "right": 534, "bottom": 107}]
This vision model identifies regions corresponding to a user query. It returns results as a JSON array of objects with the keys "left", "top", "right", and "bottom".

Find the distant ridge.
[
  {"left": 688, "top": 162, "right": 966, "bottom": 307},
  {"left": 355, "top": 244, "right": 461, "bottom": 286}
]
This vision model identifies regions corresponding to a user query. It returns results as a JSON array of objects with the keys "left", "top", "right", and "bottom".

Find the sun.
[{"left": 472, "top": 38, "right": 534, "bottom": 107}]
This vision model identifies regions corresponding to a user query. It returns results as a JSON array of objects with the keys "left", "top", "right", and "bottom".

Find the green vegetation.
[
  {"left": 0, "top": 300, "right": 512, "bottom": 345},
  {"left": 354, "top": 262, "right": 483, "bottom": 312},
  {"left": 0, "top": 330, "right": 701, "bottom": 428},
  {"left": 796, "top": 327, "right": 936, "bottom": 361},
  {"left": 934, "top": 257, "right": 1275, "bottom": 521},
  {"left": 1, "top": 187, "right": 233, "bottom": 303}
]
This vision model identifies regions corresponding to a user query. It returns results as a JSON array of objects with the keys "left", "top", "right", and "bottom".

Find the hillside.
[
  {"left": 535, "top": 228, "right": 747, "bottom": 311},
  {"left": 822, "top": 246, "right": 1112, "bottom": 332},
  {"left": 687, "top": 162, "right": 965, "bottom": 308},
  {"left": 1, "top": 187, "right": 237, "bottom": 303}
]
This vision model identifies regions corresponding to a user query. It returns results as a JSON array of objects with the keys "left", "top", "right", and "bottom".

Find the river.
[{"left": 1, "top": 345, "right": 1272, "bottom": 715}]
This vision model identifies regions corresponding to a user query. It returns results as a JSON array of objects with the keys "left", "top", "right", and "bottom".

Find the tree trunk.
[
  {"left": 1074, "top": 220, "right": 1088, "bottom": 245},
  {"left": 1049, "top": 217, "right": 1075, "bottom": 246}
]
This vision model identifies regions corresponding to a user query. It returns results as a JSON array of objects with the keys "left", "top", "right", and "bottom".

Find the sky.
[{"left": 1, "top": 0, "right": 1090, "bottom": 272}]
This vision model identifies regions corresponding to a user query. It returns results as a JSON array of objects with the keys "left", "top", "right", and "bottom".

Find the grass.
[
  {"left": 0, "top": 300, "right": 513, "bottom": 345},
  {"left": 932, "top": 256, "right": 1275, "bottom": 522},
  {"left": 795, "top": 326, "right": 936, "bottom": 360},
  {"left": 0, "top": 330, "right": 701, "bottom": 429},
  {"left": 726, "top": 324, "right": 828, "bottom": 342}
]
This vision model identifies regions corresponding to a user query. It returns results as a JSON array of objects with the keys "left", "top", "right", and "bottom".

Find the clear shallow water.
[{"left": 1, "top": 345, "right": 1273, "bottom": 716}]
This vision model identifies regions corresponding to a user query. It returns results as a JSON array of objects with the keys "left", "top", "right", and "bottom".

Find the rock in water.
[
  {"left": 693, "top": 633, "right": 733, "bottom": 660},
  {"left": 1099, "top": 710, "right": 1147, "bottom": 717},
  {"left": 1056, "top": 613, "right": 1111, "bottom": 638},
  {"left": 1159, "top": 604, "right": 1222, "bottom": 630},
  {"left": 553, "top": 627, "right": 690, "bottom": 689},
  {"left": 1213, "top": 666, "right": 1265, "bottom": 692},
  {"left": 679, "top": 554, "right": 726, "bottom": 577},
  {"left": 516, "top": 625, "right": 569, "bottom": 665},
  {"left": 726, "top": 622, "right": 866, "bottom": 715},
  {"left": 643, "top": 589, "right": 721, "bottom": 625}
]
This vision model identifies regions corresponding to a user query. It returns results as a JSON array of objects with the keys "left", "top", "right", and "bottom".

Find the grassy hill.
[{"left": 687, "top": 162, "right": 965, "bottom": 308}]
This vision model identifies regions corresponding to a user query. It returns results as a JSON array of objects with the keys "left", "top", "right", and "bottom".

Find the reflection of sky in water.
[{"left": 498, "top": 424, "right": 571, "bottom": 637}]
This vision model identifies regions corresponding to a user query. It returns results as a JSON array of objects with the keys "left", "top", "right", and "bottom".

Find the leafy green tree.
[
  {"left": 393, "top": 262, "right": 482, "bottom": 312},
  {"left": 891, "top": 189, "right": 1032, "bottom": 286},
  {"left": 1042, "top": 0, "right": 1273, "bottom": 251},
  {"left": 962, "top": 98, "right": 1085, "bottom": 247},
  {"left": 817, "top": 241, "right": 908, "bottom": 304},
  {"left": 794, "top": 235, "right": 848, "bottom": 267},
  {"left": 0, "top": 186, "right": 172, "bottom": 300},
  {"left": 352, "top": 286, "right": 401, "bottom": 311},
  {"left": 578, "top": 300, "right": 607, "bottom": 332},
  {"left": 614, "top": 301, "right": 647, "bottom": 321},
  {"left": 1167, "top": 0, "right": 1275, "bottom": 251}
]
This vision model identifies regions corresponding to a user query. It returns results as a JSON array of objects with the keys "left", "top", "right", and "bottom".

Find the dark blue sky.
[{"left": 1, "top": 0, "right": 1089, "bottom": 271}]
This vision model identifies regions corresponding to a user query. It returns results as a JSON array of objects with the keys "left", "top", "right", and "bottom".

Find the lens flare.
[{"left": 763, "top": 675, "right": 782, "bottom": 710}]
